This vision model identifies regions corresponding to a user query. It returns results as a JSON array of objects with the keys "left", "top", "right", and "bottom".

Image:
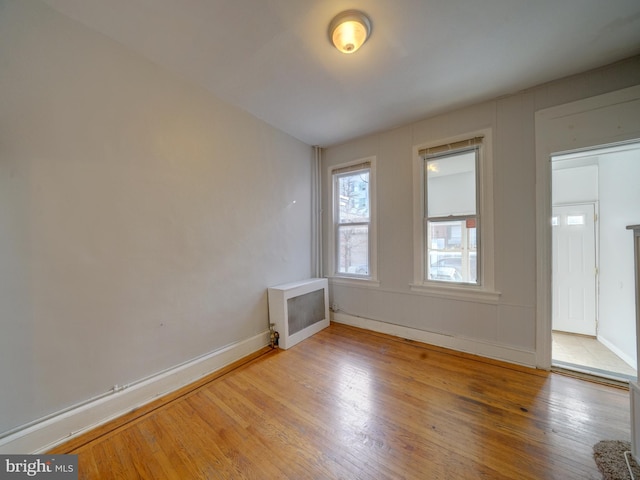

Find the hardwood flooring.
[{"left": 51, "top": 323, "right": 630, "bottom": 479}]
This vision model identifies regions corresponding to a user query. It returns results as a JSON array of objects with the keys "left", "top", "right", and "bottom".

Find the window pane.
[
  {"left": 567, "top": 214, "right": 585, "bottom": 225},
  {"left": 337, "top": 225, "right": 369, "bottom": 275},
  {"left": 427, "top": 150, "right": 476, "bottom": 217},
  {"left": 338, "top": 171, "right": 369, "bottom": 223},
  {"left": 427, "top": 220, "right": 477, "bottom": 283}
]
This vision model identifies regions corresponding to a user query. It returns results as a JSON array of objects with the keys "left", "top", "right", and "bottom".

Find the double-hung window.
[
  {"left": 331, "top": 159, "right": 375, "bottom": 279},
  {"left": 413, "top": 131, "right": 498, "bottom": 301},
  {"left": 423, "top": 138, "right": 482, "bottom": 285}
]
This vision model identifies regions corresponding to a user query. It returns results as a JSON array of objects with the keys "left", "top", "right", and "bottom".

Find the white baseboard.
[
  {"left": 0, "top": 331, "right": 270, "bottom": 454},
  {"left": 598, "top": 335, "right": 636, "bottom": 369},
  {"left": 332, "top": 312, "right": 536, "bottom": 367}
]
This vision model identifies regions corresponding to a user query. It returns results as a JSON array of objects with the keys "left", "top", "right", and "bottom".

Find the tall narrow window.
[
  {"left": 423, "top": 138, "right": 482, "bottom": 284},
  {"left": 332, "top": 160, "right": 372, "bottom": 277}
]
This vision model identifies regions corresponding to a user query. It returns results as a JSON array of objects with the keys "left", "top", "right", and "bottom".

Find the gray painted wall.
[{"left": 0, "top": 1, "right": 312, "bottom": 436}]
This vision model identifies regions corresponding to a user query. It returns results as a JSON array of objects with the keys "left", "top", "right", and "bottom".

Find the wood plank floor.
[{"left": 51, "top": 323, "right": 630, "bottom": 479}]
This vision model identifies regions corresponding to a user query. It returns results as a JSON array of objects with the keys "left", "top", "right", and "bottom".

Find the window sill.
[
  {"left": 409, "top": 282, "right": 501, "bottom": 304},
  {"left": 329, "top": 276, "right": 381, "bottom": 288}
]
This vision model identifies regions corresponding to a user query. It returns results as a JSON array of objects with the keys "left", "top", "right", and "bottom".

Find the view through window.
[
  {"left": 425, "top": 147, "right": 479, "bottom": 284},
  {"left": 334, "top": 164, "right": 370, "bottom": 276}
]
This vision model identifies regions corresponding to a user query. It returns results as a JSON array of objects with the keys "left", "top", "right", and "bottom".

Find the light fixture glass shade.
[{"left": 329, "top": 10, "right": 371, "bottom": 54}]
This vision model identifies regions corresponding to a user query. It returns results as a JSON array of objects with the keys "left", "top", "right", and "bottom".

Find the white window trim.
[
  {"left": 411, "top": 129, "right": 500, "bottom": 303},
  {"left": 327, "top": 156, "right": 379, "bottom": 287}
]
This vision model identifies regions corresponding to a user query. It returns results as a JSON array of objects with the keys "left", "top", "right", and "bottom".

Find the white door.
[{"left": 552, "top": 204, "right": 597, "bottom": 336}]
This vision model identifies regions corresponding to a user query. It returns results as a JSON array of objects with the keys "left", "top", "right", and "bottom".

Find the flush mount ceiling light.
[{"left": 329, "top": 10, "right": 371, "bottom": 54}]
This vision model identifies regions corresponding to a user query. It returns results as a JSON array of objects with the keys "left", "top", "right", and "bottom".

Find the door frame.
[{"left": 535, "top": 85, "right": 640, "bottom": 370}]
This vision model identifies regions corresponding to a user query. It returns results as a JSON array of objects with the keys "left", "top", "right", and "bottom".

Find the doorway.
[
  {"left": 551, "top": 144, "right": 639, "bottom": 381},
  {"left": 534, "top": 85, "right": 640, "bottom": 379}
]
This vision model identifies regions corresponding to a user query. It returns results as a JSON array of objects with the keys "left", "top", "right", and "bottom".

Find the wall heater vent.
[{"left": 267, "top": 278, "right": 329, "bottom": 349}]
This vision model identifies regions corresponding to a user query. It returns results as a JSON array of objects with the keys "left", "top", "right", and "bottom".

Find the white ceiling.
[{"left": 42, "top": 0, "right": 640, "bottom": 147}]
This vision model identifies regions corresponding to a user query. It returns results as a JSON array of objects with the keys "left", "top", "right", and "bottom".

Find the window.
[
  {"left": 412, "top": 131, "right": 498, "bottom": 302},
  {"left": 330, "top": 158, "right": 377, "bottom": 282},
  {"left": 424, "top": 142, "right": 480, "bottom": 284},
  {"left": 566, "top": 214, "right": 585, "bottom": 226}
]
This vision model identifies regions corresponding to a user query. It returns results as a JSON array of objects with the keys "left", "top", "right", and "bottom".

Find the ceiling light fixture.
[{"left": 329, "top": 10, "right": 371, "bottom": 54}]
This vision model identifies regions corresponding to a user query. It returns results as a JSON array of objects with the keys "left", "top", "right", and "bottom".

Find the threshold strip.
[{"left": 552, "top": 359, "right": 636, "bottom": 388}]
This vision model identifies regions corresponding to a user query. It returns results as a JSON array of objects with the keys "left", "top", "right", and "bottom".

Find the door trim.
[{"left": 535, "top": 85, "right": 640, "bottom": 370}]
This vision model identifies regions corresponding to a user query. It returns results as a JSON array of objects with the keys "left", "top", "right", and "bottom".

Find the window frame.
[
  {"left": 328, "top": 157, "right": 378, "bottom": 286},
  {"left": 411, "top": 129, "right": 499, "bottom": 303}
]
